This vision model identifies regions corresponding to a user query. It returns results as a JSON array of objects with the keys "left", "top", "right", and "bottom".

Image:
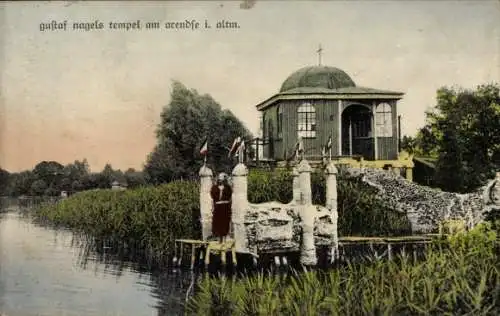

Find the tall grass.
[
  {"left": 35, "top": 180, "right": 200, "bottom": 262},
  {"left": 186, "top": 223, "right": 500, "bottom": 315},
  {"left": 33, "top": 168, "right": 411, "bottom": 263}
]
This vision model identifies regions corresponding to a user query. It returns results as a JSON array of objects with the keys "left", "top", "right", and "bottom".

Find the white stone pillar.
[
  {"left": 325, "top": 162, "right": 338, "bottom": 211},
  {"left": 325, "top": 161, "right": 339, "bottom": 262},
  {"left": 231, "top": 163, "right": 249, "bottom": 253},
  {"left": 298, "top": 160, "right": 312, "bottom": 205},
  {"left": 292, "top": 167, "right": 301, "bottom": 204},
  {"left": 298, "top": 159, "right": 317, "bottom": 266},
  {"left": 199, "top": 165, "right": 213, "bottom": 241}
]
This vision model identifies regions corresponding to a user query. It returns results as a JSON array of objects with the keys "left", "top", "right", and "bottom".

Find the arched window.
[
  {"left": 375, "top": 102, "right": 393, "bottom": 137},
  {"left": 277, "top": 105, "right": 283, "bottom": 137},
  {"left": 297, "top": 102, "right": 316, "bottom": 138}
]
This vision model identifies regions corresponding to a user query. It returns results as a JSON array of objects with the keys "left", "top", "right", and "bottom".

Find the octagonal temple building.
[{"left": 254, "top": 65, "right": 414, "bottom": 180}]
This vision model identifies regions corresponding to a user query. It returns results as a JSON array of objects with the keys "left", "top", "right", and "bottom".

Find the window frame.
[
  {"left": 297, "top": 102, "right": 317, "bottom": 139},
  {"left": 375, "top": 102, "right": 393, "bottom": 137}
]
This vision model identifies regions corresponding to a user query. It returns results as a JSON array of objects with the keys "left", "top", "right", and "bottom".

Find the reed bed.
[
  {"left": 187, "top": 224, "right": 500, "bottom": 315},
  {"left": 33, "top": 169, "right": 410, "bottom": 264},
  {"left": 34, "top": 180, "right": 200, "bottom": 263}
]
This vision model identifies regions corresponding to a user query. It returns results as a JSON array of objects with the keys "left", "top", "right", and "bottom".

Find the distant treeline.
[{"left": 0, "top": 160, "right": 147, "bottom": 197}]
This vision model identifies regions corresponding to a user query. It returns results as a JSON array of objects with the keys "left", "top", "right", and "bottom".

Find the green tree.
[
  {"left": 124, "top": 168, "right": 146, "bottom": 188},
  {"left": 33, "top": 161, "right": 65, "bottom": 193},
  {"left": 30, "top": 179, "right": 48, "bottom": 196},
  {"left": 6, "top": 171, "right": 35, "bottom": 196},
  {"left": 71, "top": 179, "right": 84, "bottom": 192},
  {"left": 145, "top": 81, "right": 252, "bottom": 183},
  {"left": 0, "top": 167, "right": 10, "bottom": 195},
  {"left": 414, "top": 84, "right": 500, "bottom": 192},
  {"left": 63, "top": 159, "right": 90, "bottom": 181},
  {"left": 400, "top": 135, "right": 417, "bottom": 154}
]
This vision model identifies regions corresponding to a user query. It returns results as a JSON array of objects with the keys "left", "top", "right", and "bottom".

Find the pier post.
[
  {"left": 298, "top": 159, "right": 317, "bottom": 266},
  {"left": 392, "top": 162, "right": 402, "bottom": 177},
  {"left": 406, "top": 167, "right": 413, "bottom": 182},
  {"left": 232, "top": 163, "right": 249, "bottom": 253},
  {"left": 199, "top": 165, "right": 213, "bottom": 241},
  {"left": 325, "top": 162, "right": 339, "bottom": 262}
]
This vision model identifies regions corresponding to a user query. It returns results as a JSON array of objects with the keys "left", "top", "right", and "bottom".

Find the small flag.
[
  {"left": 236, "top": 140, "right": 245, "bottom": 162},
  {"left": 297, "top": 137, "right": 304, "bottom": 153},
  {"left": 238, "top": 140, "right": 245, "bottom": 153},
  {"left": 326, "top": 135, "right": 332, "bottom": 150},
  {"left": 199, "top": 139, "right": 208, "bottom": 156},
  {"left": 228, "top": 136, "right": 241, "bottom": 158}
]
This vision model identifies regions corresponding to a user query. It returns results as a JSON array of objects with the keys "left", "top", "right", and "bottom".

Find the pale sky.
[{"left": 1, "top": 0, "right": 499, "bottom": 172}]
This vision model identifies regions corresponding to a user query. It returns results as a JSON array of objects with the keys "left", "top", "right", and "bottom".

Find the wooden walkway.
[
  {"left": 174, "top": 234, "right": 447, "bottom": 269},
  {"left": 339, "top": 235, "right": 437, "bottom": 244},
  {"left": 174, "top": 239, "right": 239, "bottom": 269}
]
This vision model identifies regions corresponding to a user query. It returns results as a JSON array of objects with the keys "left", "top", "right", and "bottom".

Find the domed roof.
[{"left": 280, "top": 66, "right": 356, "bottom": 92}]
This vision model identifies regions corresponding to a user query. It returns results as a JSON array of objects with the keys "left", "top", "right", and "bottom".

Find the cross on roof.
[{"left": 317, "top": 44, "right": 323, "bottom": 66}]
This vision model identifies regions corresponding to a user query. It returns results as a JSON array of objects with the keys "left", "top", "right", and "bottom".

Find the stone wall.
[{"left": 346, "top": 168, "right": 500, "bottom": 233}]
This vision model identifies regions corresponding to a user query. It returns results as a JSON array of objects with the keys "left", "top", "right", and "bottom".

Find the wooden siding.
[
  {"left": 377, "top": 137, "right": 395, "bottom": 160},
  {"left": 261, "top": 98, "right": 399, "bottom": 161}
]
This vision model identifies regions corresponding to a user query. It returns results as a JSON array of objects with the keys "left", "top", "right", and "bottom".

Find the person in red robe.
[{"left": 210, "top": 173, "right": 232, "bottom": 243}]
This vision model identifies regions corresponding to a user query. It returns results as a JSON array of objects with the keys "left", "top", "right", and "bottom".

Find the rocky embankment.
[{"left": 346, "top": 168, "right": 500, "bottom": 233}]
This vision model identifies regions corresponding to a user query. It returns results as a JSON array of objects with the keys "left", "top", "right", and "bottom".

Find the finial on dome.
[{"left": 317, "top": 44, "right": 323, "bottom": 66}]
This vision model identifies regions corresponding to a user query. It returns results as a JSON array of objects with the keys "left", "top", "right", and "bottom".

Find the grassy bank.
[
  {"left": 187, "top": 224, "right": 499, "bottom": 315},
  {"left": 34, "top": 169, "right": 411, "bottom": 262}
]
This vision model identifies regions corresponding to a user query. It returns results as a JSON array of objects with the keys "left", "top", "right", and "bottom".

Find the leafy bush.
[{"left": 187, "top": 224, "right": 500, "bottom": 315}]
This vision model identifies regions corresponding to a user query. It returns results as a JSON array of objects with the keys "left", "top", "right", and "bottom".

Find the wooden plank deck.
[
  {"left": 175, "top": 234, "right": 446, "bottom": 268},
  {"left": 339, "top": 235, "right": 438, "bottom": 244},
  {"left": 174, "top": 239, "right": 238, "bottom": 269}
]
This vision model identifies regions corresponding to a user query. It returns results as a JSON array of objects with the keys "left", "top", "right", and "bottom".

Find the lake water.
[{"left": 0, "top": 210, "right": 192, "bottom": 316}]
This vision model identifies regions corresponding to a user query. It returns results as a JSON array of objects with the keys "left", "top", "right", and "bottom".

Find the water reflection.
[{"left": 0, "top": 211, "right": 192, "bottom": 316}]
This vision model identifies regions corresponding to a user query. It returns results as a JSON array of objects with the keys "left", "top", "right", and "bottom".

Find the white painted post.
[
  {"left": 231, "top": 163, "right": 249, "bottom": 253},
  {"left": 292, "top": 167, "right": 301, "bottom": 204},
  {"left": 298, "top": 160, "right": 312, "bottom": 205},
  {"left": 199, "top": 165, "right": 213, "bottom": 241},
  {"left": 298, "top": 159, "right": 317, "bottom": 266},
  {"left": 325, "top": 162, "right": 338, "bottom": 211},
  {"left": 325, "top": 161, "right": 339, "bottom": 262}
]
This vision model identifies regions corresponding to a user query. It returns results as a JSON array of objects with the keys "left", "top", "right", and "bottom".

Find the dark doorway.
[{"left": 341, "top": 105, "right": 374, "bottom": 160}]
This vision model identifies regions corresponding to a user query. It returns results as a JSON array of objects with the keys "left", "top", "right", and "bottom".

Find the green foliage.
[
  {"left": 144, "top": 81, "right": 253, "bottom": 184},
  {"left": 187, "top": 224, "right": 500, "bottom": 315},
  {"left": 400, "top": 135, "right": 417, "bottom": 155},
  {"left": 5, "top": 170, "right": 35, "bottom": 196},
  {"left": 30, "top": 179, "right": 48, "bottom": 196},
  {"left": 411, "top": 83, "right": 500, "bottom": 193},
  {"left": 34, "top": 180, "right": 200, "bottom": 262},
  {"left": 247, "top": 169, "right": 293, "bottom": 204},
  {"left": 0, "top": 167, "right": 10, "bottom": 195}
]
